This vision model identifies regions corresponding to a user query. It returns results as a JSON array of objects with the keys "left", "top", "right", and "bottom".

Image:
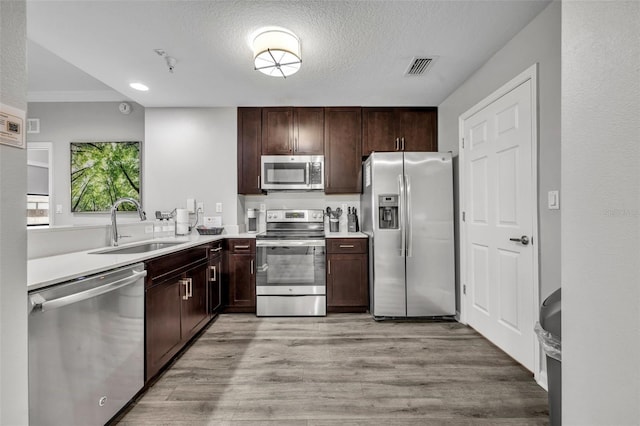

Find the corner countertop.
[{"left": 28, "top": 232, "right": 256, "bottom": 292}]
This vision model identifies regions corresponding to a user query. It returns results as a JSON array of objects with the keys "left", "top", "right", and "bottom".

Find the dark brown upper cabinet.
[
  {"left": 324, "top": 107, "right": 362, "bottom": 194},
  {"left": 362, "top": 107, "right": 437, "bottom": 156},
  {"left": 237, "top": 107, "right": 263, "bottom": 195},
  {"left": 262, "top": 107, "right": 324, "bottom": 155}
]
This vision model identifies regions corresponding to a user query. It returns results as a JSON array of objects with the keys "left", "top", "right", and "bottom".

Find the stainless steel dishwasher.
[{"left": 28, "top": 263, "right": 146, "bottom": 426}]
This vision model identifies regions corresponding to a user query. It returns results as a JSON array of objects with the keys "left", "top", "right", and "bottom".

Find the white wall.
[
  {"left": 0, "top": 0, "right": 29, "bottom": 424},
  {"left": 26, "top": 101, "right": 145, "bottom": 225},
  {"left": 562, "top": 1, "right": 640, "bottom": 424},
  {"left": 438, "top": 1, "right": 561, "bottom": 308},
  {"left": 144, "top": 108, "right": 240, "bottom": 232}
]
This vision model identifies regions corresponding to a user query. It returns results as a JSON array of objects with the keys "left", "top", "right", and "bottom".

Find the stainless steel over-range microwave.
[{"left": 261, "top": 155, "right": 324, "bottom": 190}]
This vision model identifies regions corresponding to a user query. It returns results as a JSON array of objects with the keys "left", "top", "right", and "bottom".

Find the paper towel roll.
[{"left": 176, "top": 208, "right": 189, "bottom": 235}]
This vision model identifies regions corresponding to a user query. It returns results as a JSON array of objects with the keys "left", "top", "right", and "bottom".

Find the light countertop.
[
  {"left": 28, "top": 232, "right": 256, "bottom": 291},
  {"left": 28, "top": 231, "right": 367, "bottom": 291},
  {"left": 325, "top": 231, "right": 368, "bottom": 238}
]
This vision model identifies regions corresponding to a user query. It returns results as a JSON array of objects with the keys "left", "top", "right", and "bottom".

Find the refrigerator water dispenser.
[{"left": 378, "top": 195, "right": 399, "bottom": 229}]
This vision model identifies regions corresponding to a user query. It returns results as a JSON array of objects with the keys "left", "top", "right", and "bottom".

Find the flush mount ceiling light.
[
  {"left": 253, "top": 29, "right": 301, "bottom": 78},
  {"left": 129, "top": 82, "right": 149, "bottom": 91}
]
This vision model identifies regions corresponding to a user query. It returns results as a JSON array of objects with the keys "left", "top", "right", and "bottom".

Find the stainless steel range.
[{"left": 256, "top": 209, "right": 326, "bottom": 316}]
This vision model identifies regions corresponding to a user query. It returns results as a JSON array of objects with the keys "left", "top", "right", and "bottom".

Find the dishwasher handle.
[{"left": 31, "top": 270, "right": 147, "bottom": 313}]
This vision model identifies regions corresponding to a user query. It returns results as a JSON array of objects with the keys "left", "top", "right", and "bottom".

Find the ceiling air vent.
[{"left": 405, "top": 57, "right": 433, "bottom": 76}]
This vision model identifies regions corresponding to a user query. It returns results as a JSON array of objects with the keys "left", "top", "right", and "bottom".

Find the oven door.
[
  {"left": 256, "top": 239, "right": 326, "bottom": 293},
  {"left": 256, "top": 239, "right": 326, "bottom": 316}
]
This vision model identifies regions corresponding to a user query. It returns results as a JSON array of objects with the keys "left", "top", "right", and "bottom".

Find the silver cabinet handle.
[
  {"left": 328, "top": 259, "right": 331, "bottom": 275},
  {"left": 235, "top": 245, "right": 250, "bottom": 249},
  {"left": 339, "top": 244, "right": 354, "bottom": 248},
  {"left": 510, "top": 235, "right": 530, "bottom": 245},
  {"left": 401, "top": 137, "right": 405, "bottom": 151},
  {"left": 258, "top": 175, "right": 261, "bottom": 189},
  {"left": 181, "top": 278, "right": 189, "bottom": 300},
  {"left": 188, "top": 277, "right": 193, "bottom": 298},
  {"left": 210, "top": 247, "right": 222, "bottom": 253},
  {"left": 250, "top": 260, "right": 254, "bottom": 275},
  {"left": 395, "top": 138, "right": 400, "bottom": 151},
  {"left": 210, "top": 265, "right": 217, "bottom": 281},
  {"left": 32, "top": 270, "right": 147, "bottom": 313}
]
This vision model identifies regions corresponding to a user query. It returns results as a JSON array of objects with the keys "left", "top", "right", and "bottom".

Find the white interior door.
[{"left": 462, "top": 77, "right": 537, "bottom": 372}]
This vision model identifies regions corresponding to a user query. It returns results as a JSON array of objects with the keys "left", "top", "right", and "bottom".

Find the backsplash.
[{"left": 241, "top": 192, "right": 360, "bottom": 234}]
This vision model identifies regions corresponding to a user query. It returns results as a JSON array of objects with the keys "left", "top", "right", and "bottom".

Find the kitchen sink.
[{"left": 90, "top": 241, "right": 183, "bottom": 255}]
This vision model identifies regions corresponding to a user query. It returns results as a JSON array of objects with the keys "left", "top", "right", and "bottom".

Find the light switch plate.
[
  {"left": 548, "top": 190, "right": 560, "bottom": 209},
  {"left": 215, "top": 203, "right": 222, "bottom": 213},
  {"left": 56, "top": 204, "right": 63, "bottom": 214}
]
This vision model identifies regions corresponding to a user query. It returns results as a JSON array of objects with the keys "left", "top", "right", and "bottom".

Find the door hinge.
[
  {"left": 461, "top": 138, "right": 465, "bottom": 149},
  {"left": 463, "top": 284, "right": 466, "bottom": 295},
  {"left": 462, "top": 211, "right": 466, "bottom": 222}
]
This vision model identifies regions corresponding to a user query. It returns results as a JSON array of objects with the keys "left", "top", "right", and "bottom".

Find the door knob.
[{"left": 509, "top": 235, "right": 530, "bottom": 245}]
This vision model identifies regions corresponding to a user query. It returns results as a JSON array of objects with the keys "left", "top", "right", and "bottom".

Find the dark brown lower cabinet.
[
  {"left": 224, "top": 239, "right": 256, "bottom": 313},
  {"left": 208, "top": 241, "right": 224, "bottom": 314},
  {"left": 326, "top": 238, "right": 369, "bottom": 312},
  {"left": 145, "top": 246, "right": 210, "bottom": 381}
]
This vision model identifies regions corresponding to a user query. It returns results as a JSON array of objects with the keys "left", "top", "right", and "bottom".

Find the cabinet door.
[
  {"left": 324, "top": 107, "right": 362, "bottom": 194},
  {"left": 327, "top": 253, "right": 368, "bottom": 311},
  {"left": 362, "top": 108, "right": 398, "bottom": 156},
  {"left": 146, "top": 277, "right": 183, "bottom": 380},
  {"left": 294, "top": 107, "right": 324, "bottom": 154},
  {"left": 398, "top": 108, "right": 437, "bottom": 152},
  {"left": 238, "top": 107, "right": 263, "bottom": 194},
  {"left": 209, "top": 254, "right": 223, "bottom": 313},
  {"left": 181, "top": 261, "right": 209, "bottom": 340},
  {"left": 262, "top": 107, "right": 293, "bottom": 154},
  {"left": 227, "top": 253, "right": 256, "bottom": 309}
]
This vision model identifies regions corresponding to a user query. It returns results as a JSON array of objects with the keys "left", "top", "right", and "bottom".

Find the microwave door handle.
[{"left": 306, "top": 162, "right": 310, "bottom": 187}]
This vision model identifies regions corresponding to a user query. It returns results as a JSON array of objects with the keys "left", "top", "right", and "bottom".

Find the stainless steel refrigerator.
[{"left": 361, "top": 152, "right": 455, "bottom": 318}]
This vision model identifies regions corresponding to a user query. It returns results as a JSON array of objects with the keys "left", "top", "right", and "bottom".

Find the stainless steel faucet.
[{"left": 110, "top": 197, "right": 146, "bottom": 246}]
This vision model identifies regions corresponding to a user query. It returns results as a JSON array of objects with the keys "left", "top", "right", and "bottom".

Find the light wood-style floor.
[{"left": 115, "top": 314, "right": 549, "bottom": 425}]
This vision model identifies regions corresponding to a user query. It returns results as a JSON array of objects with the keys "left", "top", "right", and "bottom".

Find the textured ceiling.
[{"left": 26, "top": 0, "right": 550, "bottom": 107}]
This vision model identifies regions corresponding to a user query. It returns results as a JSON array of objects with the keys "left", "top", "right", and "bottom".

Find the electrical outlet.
[
  {"left": 56, "top": 204, "right": 63, "bottom": 214},
  {"left": 197, "top": 202, "right": 204, "bottom": 212},
  {"left": 216, "top": 203, "right": 223, "bottom": 213},
  {"left": 259, "top": 203, "right": 266, "bottom": 212}
]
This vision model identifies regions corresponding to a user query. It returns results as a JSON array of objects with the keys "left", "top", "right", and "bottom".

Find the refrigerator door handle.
[
  {"left": 398, "top": 173, "right": 406, "bottom": 257},
  {"left": 405, "top": 174, "right": 412, "bottom": 257}
]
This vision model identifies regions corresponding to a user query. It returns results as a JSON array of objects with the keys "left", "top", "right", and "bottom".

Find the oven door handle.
[{"left": 256, "top": 239, "right": 325, "bottom": 247}]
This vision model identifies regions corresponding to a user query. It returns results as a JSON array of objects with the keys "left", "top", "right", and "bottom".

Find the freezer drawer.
[{"left": 256, "top": 295, "right": 326, "bottom": 316}]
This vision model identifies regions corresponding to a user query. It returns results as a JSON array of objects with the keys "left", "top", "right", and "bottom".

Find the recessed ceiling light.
[{"left": 129, "top": 82, "right": 149, "bottom": 91}]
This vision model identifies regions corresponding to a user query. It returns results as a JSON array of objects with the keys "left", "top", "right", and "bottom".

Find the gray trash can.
[{"left": 535, "top": 289, "right": 561, "bottom": 426}]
